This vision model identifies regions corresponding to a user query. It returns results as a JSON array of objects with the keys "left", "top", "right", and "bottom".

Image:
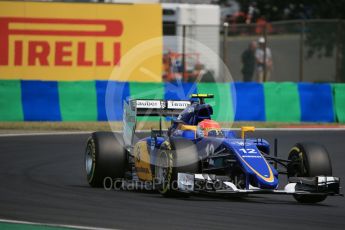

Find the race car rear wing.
[
  {"left": 123, "top": 99, "right": 191, "bottom": 147},
  {"left": 133, "top": 99, "right": 191, "bottom": 116}
]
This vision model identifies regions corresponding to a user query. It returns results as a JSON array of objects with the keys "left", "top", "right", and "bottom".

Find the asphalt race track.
[{"left": 0, "top": 130, "right": 345, "bottom": 230}]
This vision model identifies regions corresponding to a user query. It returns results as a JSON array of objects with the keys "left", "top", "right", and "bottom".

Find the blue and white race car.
[{"left": 85, "top": 94, "right": 341, "bottom": 203}]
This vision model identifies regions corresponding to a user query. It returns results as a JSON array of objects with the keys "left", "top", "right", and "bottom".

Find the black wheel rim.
[
  {"left": 85, "top": 143, "right": 94, "bottom": 177},
  {"left": 155, "top": 151, "right": 170, "bottom": 192}
]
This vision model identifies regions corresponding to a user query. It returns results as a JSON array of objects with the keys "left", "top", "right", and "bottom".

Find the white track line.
[
  {"left": 0, "top": 131, "right": 92, "bottom": 137},
  {"left": 0, "top": 218, "right": 117, "bottom": 230}
]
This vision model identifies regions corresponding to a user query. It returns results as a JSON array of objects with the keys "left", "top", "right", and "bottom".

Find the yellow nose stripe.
[{"left": 237, "top": 153, "right": 274, "bottom": 183}]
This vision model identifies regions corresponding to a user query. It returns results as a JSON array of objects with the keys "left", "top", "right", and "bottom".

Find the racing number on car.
[
  {"left": 239, "top": 148, "right": 257, "bottom": 154},
  {"left": 206, "top": 143, "right": 215, "bottom": 156}
]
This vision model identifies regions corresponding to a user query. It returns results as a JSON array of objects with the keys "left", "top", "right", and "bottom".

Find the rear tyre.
[
  {"left": 85, "top": 132, "right": 127, "bottom": 187},
  {"left": 155, "top": 139, "right": 199, "bottom": 197},
  {"left": 287, "top": 142, "right": 332, "bottom": 203}
]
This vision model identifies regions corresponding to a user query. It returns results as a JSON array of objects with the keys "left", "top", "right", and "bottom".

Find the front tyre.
[
  {"left": 155, "top": 139, "right": 199, "bottom": 197},
  {"left": 85, "top": 132, "right": 127, "bottom": 187},
  {"left": 287, "top": 142, "right": 332, "bottom": 203}
]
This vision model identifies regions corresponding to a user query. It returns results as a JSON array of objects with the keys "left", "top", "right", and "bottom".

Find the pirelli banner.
[{"left": 0, "top": 1, "right": 162, "bottom": 82}]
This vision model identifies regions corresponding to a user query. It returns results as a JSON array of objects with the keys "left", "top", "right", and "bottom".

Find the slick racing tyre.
[
  {"left": 287, "top": 142, "right": 332, "bottom": 203},
  {"left": 155, "top": 138, "right": 199, "bottom": 197},
  {"left": 85, "top": 132, "right": 127, "bottom": 187}
]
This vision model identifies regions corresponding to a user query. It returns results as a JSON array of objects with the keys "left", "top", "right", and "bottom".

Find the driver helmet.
[{"left": 197, "top": 119, "right": 222, "bottom": 137}]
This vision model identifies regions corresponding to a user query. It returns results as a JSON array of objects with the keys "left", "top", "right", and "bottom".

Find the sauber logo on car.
[
  {"left": 135, "top": 100, "right": 191, "bottom": 109},
  {"left": 0, "top": 17, "right": 123, "bottom": 67},
  {"left": 136, "top": 100, "right": 164, "bottom": 109}
]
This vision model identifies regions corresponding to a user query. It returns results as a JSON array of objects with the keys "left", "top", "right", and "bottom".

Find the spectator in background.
[
  {"left": 245, "top": 2, "right": 257, "bottom": 24},
  {"left": 255, "top": 37, "right": 273, "bottom": 82},
  {"left": 241, "top": 41, "right": 257, "bottom": 82}
]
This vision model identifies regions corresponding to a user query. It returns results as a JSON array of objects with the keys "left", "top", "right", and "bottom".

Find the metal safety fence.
[{"left": 163, "top": 20, "right": 345, "bottom": 83}]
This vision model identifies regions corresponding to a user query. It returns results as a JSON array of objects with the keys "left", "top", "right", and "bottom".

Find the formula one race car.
[{"left": 85, "top": 94, "right": 341, "bottom": 203}]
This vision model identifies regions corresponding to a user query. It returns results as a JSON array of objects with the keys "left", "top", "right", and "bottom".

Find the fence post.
[
  {"left": 223, "top": 22, "right": 229, "bottom": 82},
  {"left": 299, "top": 20, "right": 305, "bottom": 82},
  {"left": 335, "top": 19, "right": 342, "bottom": 83},
  {"left": 263, "top": 23, "right": 267, "bottom": 82},
  {"left": 182, "top": 25, "right": 186, "bottom": 81}
]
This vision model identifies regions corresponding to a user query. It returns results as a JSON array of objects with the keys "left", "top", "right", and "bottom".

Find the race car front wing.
[{"left": 177, "top": 173, "right": 342, "bottom": 196}]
